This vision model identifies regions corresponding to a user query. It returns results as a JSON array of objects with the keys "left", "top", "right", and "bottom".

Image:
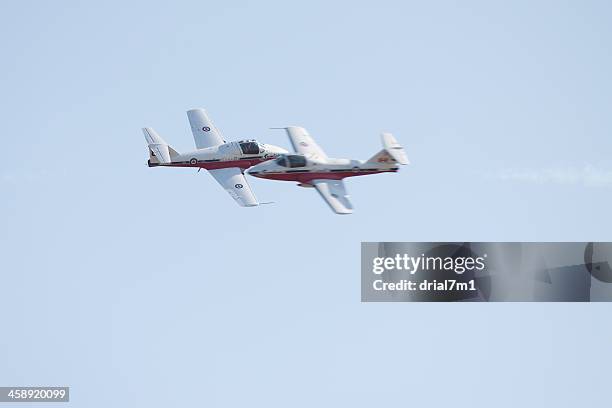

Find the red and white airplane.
[
  {"left": 143, "top": 109, "right": 287, "bottom": 207},
  {"left": 247, "top": 127, "right": 409, "bottom": 214}
]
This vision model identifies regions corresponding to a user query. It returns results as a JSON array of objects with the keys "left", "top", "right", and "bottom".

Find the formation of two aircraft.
[{"left": 143, "top": 109, "right": 409, "bottom": 214}]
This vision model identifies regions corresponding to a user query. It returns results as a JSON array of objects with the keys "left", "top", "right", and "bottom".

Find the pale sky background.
[{"left": 1, "top": 1, "right": 612, "bottom": 406}]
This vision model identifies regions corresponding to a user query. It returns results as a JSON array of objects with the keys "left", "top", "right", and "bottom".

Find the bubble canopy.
[
  {"left": 275, "top": 154, "right": 307, "bottom": 168},
  {"left": 238, "top": 140, "right": 262, "bottom": 155}
]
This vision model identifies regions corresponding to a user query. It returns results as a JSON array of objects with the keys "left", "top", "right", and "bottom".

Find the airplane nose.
[{"left": 248, "top": 162, "right": 268, "bottom": 175}]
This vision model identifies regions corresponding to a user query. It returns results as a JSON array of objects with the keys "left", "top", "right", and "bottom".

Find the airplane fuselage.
[
  {"left": 148, "top": 140, "right": 287, "bottom": 170},
  {"left": 248, "top": 156, "right": 399, "bottom": 185}
]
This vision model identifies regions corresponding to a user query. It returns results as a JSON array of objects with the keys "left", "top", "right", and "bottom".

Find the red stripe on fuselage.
[
  {"left": 250, "top": 169, "right": 397, "bottom": 183},
  {"left": 163, "top": 157, "right": 271, "bottom": 170}
]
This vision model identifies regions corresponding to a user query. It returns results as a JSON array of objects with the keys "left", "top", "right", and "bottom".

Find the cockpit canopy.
[
  {"left": 276, "top": 154, "right": 307, "bottom": 168},
  {"left": 238, "top": 139, "right": 262, "bottom": 155}
]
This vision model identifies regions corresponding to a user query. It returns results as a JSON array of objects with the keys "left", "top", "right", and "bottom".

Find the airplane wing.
[
  {"left": 284, "top": 126, "right": 329, "bottom": 161},
  {"left": 312, "top": 179, "right": 353, "bottom": 214},
  {"left": 208, "top": 167, "right": 259, "bottom": 207},
  {"left": 187, "top": 109, "right": 225, "bottom": 149}
]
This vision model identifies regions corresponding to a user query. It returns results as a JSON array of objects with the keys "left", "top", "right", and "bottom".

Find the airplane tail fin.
[
  {"left": 366, "top": 133, "right": 409, "bottom": 165},
  {"left": 143, "top": 127, "right": 180, "bottom": 166}
]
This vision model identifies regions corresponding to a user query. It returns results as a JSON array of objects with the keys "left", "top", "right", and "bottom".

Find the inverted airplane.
[
  {"left": 143, "top": 109, "right": 287, "bottom": 206},
  {"left": 247, "top": 127, "right": 409, "bottom": 214}
]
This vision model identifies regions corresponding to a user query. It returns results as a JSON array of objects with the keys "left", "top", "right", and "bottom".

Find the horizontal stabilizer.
[
  {"left": 143, "top": 127, "right": 179, "bottom": 164},
  {"left": 381, "top": 133, "right": 409, "bottom": 165},
  {"left": 367, "top": 133, "right": 409, "bottom": 165}
]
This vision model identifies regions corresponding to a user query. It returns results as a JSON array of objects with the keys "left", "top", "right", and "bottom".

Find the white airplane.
[
  {"left": 247, "top": 127, "right": 409, "bottom": 214},
  {"left": 143, "top": 109, "right": 288, "bottom": 207}
]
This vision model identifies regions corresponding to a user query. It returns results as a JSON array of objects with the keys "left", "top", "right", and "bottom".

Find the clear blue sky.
[{"left": 1, "top": 1, "right": 611, "bottom": 406}]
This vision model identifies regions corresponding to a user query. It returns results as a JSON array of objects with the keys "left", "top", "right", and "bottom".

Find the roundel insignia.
[
  {"left": 202, "top": 126, "right": 211, "bottom": 132},
  {"left": 235, "top": 183, "right": 244, "bottom": 189},
  {"left": 299, "top": 141, "right": 308, "bottom": 147}
]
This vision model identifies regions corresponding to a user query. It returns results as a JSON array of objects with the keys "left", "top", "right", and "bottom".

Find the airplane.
[
  {"left": 143, "top": 109, "right": 288, "bottom": 207},
  {"left": 247, "top": 127, "right": 409, "bottom": 214}
]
